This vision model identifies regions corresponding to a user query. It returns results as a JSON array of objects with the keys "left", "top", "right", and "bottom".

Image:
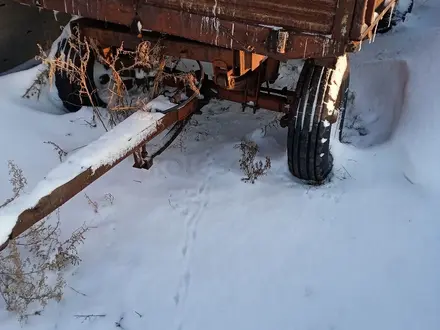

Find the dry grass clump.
[
  {"left": 235, "top": 140, "right": 271, "bottom": 183},
  {"left": 31, "top": 25, "right": 199, "bottom": 129},
  {"left": 0, "top": 215, "right": 89, "bottom": 322},
  {"left": 0, "top": 161, "right": 27, "bottom": 209},
  {"left": 0, "top": 161, "right": 89, "bottom": 322}
]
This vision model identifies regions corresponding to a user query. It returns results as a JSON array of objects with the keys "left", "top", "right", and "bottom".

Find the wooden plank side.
[
  {"left": 16, "top": 0, "right": 339, "bottom": 34},
  {"left": 145, "top": 0, "right": 339, "bottom": 34},
  {"left": 16, "top": 0, "right": 346, "bottom": 60}
]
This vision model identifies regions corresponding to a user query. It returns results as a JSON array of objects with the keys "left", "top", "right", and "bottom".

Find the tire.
[
  {"left": 287, "top": 56, "right": 349, "bottom": 184},
  {"left": 337, "top": 70, "right": 350, "bottom": 143},
  {"left": 54, "top": 35, "right": 106, "bottom": 112}
]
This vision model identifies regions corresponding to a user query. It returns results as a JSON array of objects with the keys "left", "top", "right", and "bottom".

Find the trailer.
[{"left": 0, "top": 0, "right": 398, "bottom": 249}]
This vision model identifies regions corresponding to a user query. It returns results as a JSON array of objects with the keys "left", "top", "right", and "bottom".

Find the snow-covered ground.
[{"left": 1, "top": 1, "right": 440, "bottom": 329}]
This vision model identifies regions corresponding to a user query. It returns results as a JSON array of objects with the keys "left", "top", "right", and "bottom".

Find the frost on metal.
[
  {"left": 201, "top": 16, "right": 221, "bottom": 45},
  {"left": 0, "top": 110, "right": 165, "bottom": 246},
  {"left": 259, "top": 24, "right": 283, "bottom": 31}
]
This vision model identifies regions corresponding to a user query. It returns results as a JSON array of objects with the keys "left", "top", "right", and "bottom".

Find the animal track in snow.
[{"left": 173, "top": 150, "right": 214, "bottom": 330}]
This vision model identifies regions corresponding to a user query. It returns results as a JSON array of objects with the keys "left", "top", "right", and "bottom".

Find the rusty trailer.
[{"left": 0, "top": 0, "right": 398, "bottom": 249}]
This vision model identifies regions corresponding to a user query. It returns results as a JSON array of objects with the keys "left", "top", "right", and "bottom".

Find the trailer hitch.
[{"left": 0, "top": 62, "right": 205, "bottom": 251}]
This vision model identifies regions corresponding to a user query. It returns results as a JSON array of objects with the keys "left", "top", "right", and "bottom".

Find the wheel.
[
  {"left": 54, "top": 32, "right": 107, "bottom": 112},
  {"left": 337, "top": 69, "right": 350, "bottom": 143},
  {"left": 287, "top": 55, "right": 350, "bottom": 184}
]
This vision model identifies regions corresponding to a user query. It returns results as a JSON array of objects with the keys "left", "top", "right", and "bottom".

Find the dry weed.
[
  {"left": 35, "top": 25, "right": 199, "bottom": 130},
  {"left": 235, "top": 140, "right": 271, "bottom": 183},
  {"left": 0, "top": 212, "right": 89, "bottom": 322},
  {"left": 0, "top": 161, "right": 28, "bottom": 209},
  {"left": 260, "top": 113, "right": 283, "bottom": 137},
  {"left": 0, "top": 163, "right": 90, "bottom": 322},
  {"left": 36, "top": 29, "right": 109, "bottom": 131},
  {"left": 43, "top": 141, "right": 68, "bottom": 162},
  {"left": 84, "top": 193, "right": 99, "bottom": 213},
  {"left": 75, "top": 313, "right": 106, "bottom": 323},
  {"left": 22, "top": 68, "right": 49, "bottom": 100},
  {"left": 104, "top": 193, "right": 115, "bottom": 205}
]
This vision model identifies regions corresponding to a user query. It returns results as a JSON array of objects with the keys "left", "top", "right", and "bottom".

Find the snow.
[
  {"left": 144, "top": 95, "right": 177, "bottom": 112},
  {"left": 1, "top": 1, "right": 440, "bottom": 329},
  {"left": 258, "top": 24, "right": 283, "bottom": 31},
  {"left": 325, "top": 54, "right": 348, "bottom": 115},
  {"left": 0, "top": 104, "right": 164, "bottom": 245}
]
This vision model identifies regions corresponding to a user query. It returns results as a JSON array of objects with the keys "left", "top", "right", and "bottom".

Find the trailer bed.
[
  {"left": 17, "top": 0, "right": 394, "bottom": 60},
  {"left": 144, "top": 0, "right": 339, "bottom": 34}
]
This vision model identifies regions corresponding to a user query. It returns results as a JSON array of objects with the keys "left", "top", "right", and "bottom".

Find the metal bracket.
[
  {"left": 267, "top": 30, "right": 288, "bottom": 54},
  {"left": 130, "top": 16, "right": 143, "bottom": 38},
  {"left": 133, "top": 145, "right": 154, "bottom": 169},
  {"left": 130, "top": 0, "right": 143, "bottom": 38}
]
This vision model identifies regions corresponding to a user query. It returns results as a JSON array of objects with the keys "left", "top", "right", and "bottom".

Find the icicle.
[
  {"left": 388, "top": 4, "right": 396, "bottom": 28},
  {"left": 372, "top": 21, "right": 379, "bottom": 42}
]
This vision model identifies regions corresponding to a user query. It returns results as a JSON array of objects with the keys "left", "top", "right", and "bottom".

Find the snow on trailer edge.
[{"left": 0, "top": 110, "right": 165, "bottom": 246}]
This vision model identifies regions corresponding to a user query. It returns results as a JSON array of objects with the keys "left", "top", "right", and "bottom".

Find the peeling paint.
[
  {"left": 340, "top": 14, "right": 348, "bottom": 37},
  {"left": 322, "top": 39, "right": 329, "bottom": 57},
  {"left": 303, "top": 39, "right": 308, "bottom": 58},
  {"left": 201, "top": 16, "right": 220, "bottom": 45},
  {"left": 229, "top": 23, "right": 235, "bottom": 48}
]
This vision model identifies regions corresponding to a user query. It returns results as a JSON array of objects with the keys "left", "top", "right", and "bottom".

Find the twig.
[
  {"left": 0, "top": 196, "right": 15, "bottom": 209},
  {"left": 115, "top": 315, "right": 125, "bottom": 329},
  {"left": 84, "top": 193, "right": 99, "bottom": 213},
  {"left": 68, "top": 286, "right": 87, "bottom": 297},
  {"left": 74, "top": 314, "right": 106, "bottom": 323},
  {"left": 44, "top": 141, "right": 68, "bottom": 162},
  {"left": 70, "top": 144, "right": 87, "bottom": 153},
  {"left": 403, "top": 172, "right": 414, "bottom": 185},
  {"left": 134, "top": 310, "right": 143, "bottom": 318},
  {"left": 83, "top": 119, "right": 97, "bottom": 128},
  {"left": 341, "top": 165, "right": 353, "bottom": 179}
]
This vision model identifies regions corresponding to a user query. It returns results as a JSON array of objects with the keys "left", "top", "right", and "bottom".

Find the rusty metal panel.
[
  {"left": 80, "top": 24, "right": 236, "bottom": 64},
  {"left": 16, "top": 0, "right": 348, "bottom": 59},
  {"left": 350, "top": 0, "right": 368, "bottom": 38},
  {"left": 144, "top": 0, "right": 339, "bottom": 34},
  {"left": 18, "top": 0, "right": 339, "bottom": 34}
]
